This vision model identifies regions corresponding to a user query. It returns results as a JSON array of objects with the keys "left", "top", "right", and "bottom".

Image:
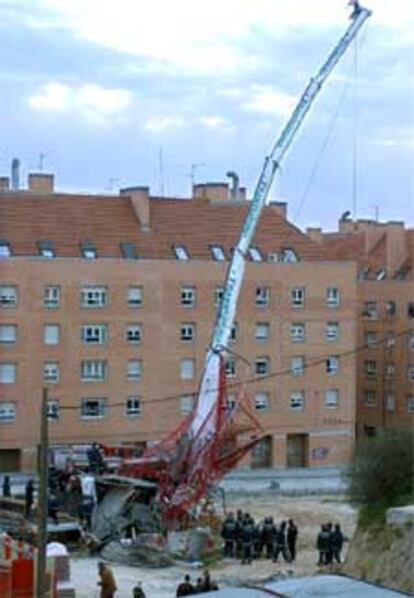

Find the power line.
[{"left": 57, "top": 327, "right": 413, "bottom": 412}]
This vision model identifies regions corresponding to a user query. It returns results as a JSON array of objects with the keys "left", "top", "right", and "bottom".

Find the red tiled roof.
[{"left": 0, "top": 192, "right": 325, "bottom": 261}]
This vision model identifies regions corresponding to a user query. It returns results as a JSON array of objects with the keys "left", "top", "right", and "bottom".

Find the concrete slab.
[{"left": 266, "top": 574, "right": 409, "bottom": 597}]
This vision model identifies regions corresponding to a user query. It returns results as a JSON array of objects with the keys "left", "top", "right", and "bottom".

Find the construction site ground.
[{"left": 71, "top": 492, "right": 357, "bottom": 597}]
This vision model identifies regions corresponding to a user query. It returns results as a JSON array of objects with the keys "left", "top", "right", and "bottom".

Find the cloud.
[
  {"left": 144, "top": 116, "right": 186, "bottom": 132},
  {"left": 199, "top": 116, "right": 233, "bottom": 130},
  {"left": 28, "top": 81, "right": 133, "bottom": 123},
  {"left": 243, "top": 84, "right": 296, "bottom": 117}
]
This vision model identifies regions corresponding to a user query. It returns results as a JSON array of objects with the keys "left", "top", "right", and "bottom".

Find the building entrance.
[{"left": 286, "top": 434, "right": 308, "bottom": 468}]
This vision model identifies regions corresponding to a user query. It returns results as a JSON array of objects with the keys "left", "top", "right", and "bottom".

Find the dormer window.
[
  {"left": 38, "top": 241, "right": 55, "bottom": 258},
  {"left": 174, "top": 245, "right": 190, "bottom": 261},
  {"left": 268, "top": 252, "right": 280, "bottom": 263},
  {"left": 0, "top": 241, "right": 11, "bottom": 257},
  {"left": 249, "top": 247, "right": 262, "bottom": 262},
  {"left": 120, "top": 242, "right": 138, "bottom": 259},
  {"left": 81, "top": 241, "right": 97, "bottom": 259},
  {"left": 281, "top": 248, "right": 298, "bottom": 263},
  {"left": 376, "top": 268, "right": 387, "bottom": 280},
  {"left": 210, "top": 245, "right": 226, "bottom": 261}
]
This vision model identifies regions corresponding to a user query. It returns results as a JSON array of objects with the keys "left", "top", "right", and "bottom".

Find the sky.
[{"left": 0, "top": 0, "right": 413, "bottom": 231}]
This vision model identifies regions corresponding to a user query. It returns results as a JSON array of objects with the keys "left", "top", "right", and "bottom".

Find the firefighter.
[
  {"left": 252, "top": 521, "right": 262, "bottom": 559},
  {"left": 316, "top": 524, "right": 330, "bottom": 566},
  {"left": 261, "top": 516, "right": 276, "bottom": 559},
  {"left": 220, "top": 512, "right": 237, "bottom": 557},
  {"left": 287, "top": 519, "right": 298, "bottom": 562},
  {"left": 241, "top": 517, "right": 254, "bottom": 565},
  {"left": 273, "top": 520, "right": 290, "bottom": 563}
]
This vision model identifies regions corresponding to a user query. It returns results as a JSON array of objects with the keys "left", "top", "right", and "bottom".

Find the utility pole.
[{"left": 36, "top": 388, "right": 49, "bottom": 597}]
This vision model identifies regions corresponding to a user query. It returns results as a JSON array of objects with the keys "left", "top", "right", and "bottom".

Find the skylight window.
[
  {"left": 281, "top": 248, "right": 298, "bottom": 263},
  {"left": 0, "top": 241, "right": 11, "bottom": 257},
  {"left": 120, "top": 242, "right": 138, "bottom": 259},
  {"left": 81, "top": 242, "right": 97, "bottom": 259},
  {"left": 249, "top": 247, "right": 262, "bottom": 262},
  {"left": 376, "top": 268, "right": 387, "bottom": 280},
  {"left": 210, "top": 245, "right": 226, "bottom": 261},
  {"left": 38, "top": 241, "right": 55, "bottom": 258},
  {"left": 174, "top": 245, "right": 190, "bottom": 261}
]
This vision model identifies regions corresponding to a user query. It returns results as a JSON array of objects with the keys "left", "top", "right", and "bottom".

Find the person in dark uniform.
[
  {"left": 176, "top": 574, "right": 194, "bottom": 596},
  {"left": 24, "top": 479, "right": 34, "bottom": 519},
  {"left": 235, "top": 510, "right": 244, "bottom": 558},
  {"left": 287, "top": 519, "right": 298, "bottom": 562},
  {"left": 48, "top": 492, "right": 60, "bottom": 525},
  {"left": 252, "top": 521, "right": 262, "bottom": 559},
  {"left": 331, "top": 523, "right": 344, "bottom": 564},
  {"left": 241, "top": 517, "right": 254, "bottom": 565},
  {"left": 220, "top": 512, "right": 237, "bottom": 557},
  {"left": 273, "top": 520, "right": 290, "bottom": 563},
  {"left": 316, "top": 524, "right": 330, "bottom": 565},
  {"left": 261, "top": 516, "right": 276, "bottom": 559},
  {"left": 326, "top": 522, "right": 334, "bottom": 565},
  {"left": 2, "top": 475, "right": 11, "bottom": 497}
]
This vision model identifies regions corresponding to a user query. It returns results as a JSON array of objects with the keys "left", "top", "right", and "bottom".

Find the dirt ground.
[{"left": 71, "top": 493, "right": 357, "bottom": 598}]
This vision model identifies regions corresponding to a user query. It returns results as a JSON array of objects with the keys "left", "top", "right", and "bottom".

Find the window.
[
  {"left": 409, "top": 334, "right": 414, "bottom": 352},
  {"left": 365, "top": 331, "right": 378, "bottom": 348},
  {"left": 80, "top": 241, "right": 97, "bottom": 259},
  {"left": 81, "top": 286, "right": 107, "bottom": 308},
  {"left": 290, "top": 391, "right": 305, "bottom": 411},
  {"left": 254, "top": 392, "right": 269, "bottom": 412},
  {"left": 180, "top": 358, "right": 195, "bottom": 380},
  {"left": 180, "top": 394, "right": 194, "bottom": 415},
  {"left": 386, "top": 362, "right": 395, "bottom": 378},
  {"left": 249, "top": 247, "right": 262, "bottom": 262},
  {"left": 408, "top": 365, "right": 414, "bottom": 382},
  {"left": 268, "top": 252, "right": 280, "bottom": 263},
  {"left": 226, "top": 394, "right": 236, "bottom": 413},
  {"left": 181, "top": 286, "right": 195, "bottom": 308},
  {"left": 385, "top": 394, "right": 395, "bottom": 412},
  {"left": 376, "top": 268, "right": 387, "bottom": 280},
  {"left": 363, "top": 301, "right": 378, "bottom": 319},
  {"left": 363, "top": 389, "right": 377, "bottom": 407},
  {"left": 230, "top": 323, "right": 237, "bottom": 342},
  {"left": 127, "top": 360, "right": 142, "bottom": 381},
  {"left": 0, "top": 286, "right": 17, "bottom": 307},
  {"left": 255, "top": 357, "right": 269, "bottom": 376},
  {"left": 81, "top": 398, "right": 107, "bottom": 419},
  {"left": 81, "top": 324, "right": 107, "bottom": 345},
  {"left": 408, "top": 303, "right": 414, "bottom": 319},
  {"left": 44, "top": 324, "right": 60, "bottom": 345},
  {"left": 81, "top": 360, "right": 107, "bottom": 381},
  {"left": 281, "top": 248, "right": 298, "bottom": 263},
  {"left": 358, "top": 267, "right": 370, "bottom": 280},
  {"left": 214, "top": 286, "right": 224, "bottom": 308},
  {"left": 291, "top": 322, "right": 306, "bottom": 343},
  {"left": 126, "top": 397, "right": 141, "bottom": 417},
  {"left": 325, "top": 389, "right": 339, "bottom": 408},
  {"left": 365, "top": 359, "right": 377, "bottom": 377},
  {"left": 291, "top": 287, "right": 305, "bottom": 308},
  {"left": 225, "top": 358, "right": 236, "bottom": 378},
  {"left": 0, "top": 324, "right": 16, "bottom": 344},
  {"left": 210, "top": 245, "right": 226, "bottom": 261},
  {"left": 255, "top": 286, "right": 270, "bottom": 307},
  {"left": 0, "top": 363, "right": 16, "bottom": 383},
  {"left": 291, "top": 356, "right": 305, "bottom": 376},
  {"left": 126, "top": 324, "right": 142, "bottom": 344},
  {"left": 326, "top": 287, "right": 340, "bottom": 308},
  {"left": 38, "top": 241, "right": 55, "bottom": 258},
  {"left": 407, "top": 397, "right": 414, "bottom": 413},
  {"left": 255, "top": 323, "right": 269, "bottom": 341},
  {"left": 0, "top": 242, "right": 11, "bottom": 257},
  {"left": 385, "top": 332, "right": 396, "bottom": 348},
  {"left": 120, "top": 242, "right": 138, "bottom": 259},
  {"left": 44, "top": 286, "right": 60, "bottom": 308},
  {"left": 180, "top": 323, "right": 195, "bottom": 342},
  {"left": 325, "top": 322, "right": 340, "bottom": 342},
  {"left": 326, "top": 356, "right": 339, "bottom": 375},
  {"left": 127, "top": 286, "right": 142, "bottom": 308},
  {"left": 385, "top": 301, "right": 396, "bottom": 317},
  {"left": 0, "top": 401, "right": 15, "bottom": 422},
  {"left": 43, "top": 361, "right": 59, "bottom": 383},
  {"left": 174, "top": 245, "right": 190, "bottom": 260},
  {"left": 47, "top": 400, "right": 60, "bottom": 421}
]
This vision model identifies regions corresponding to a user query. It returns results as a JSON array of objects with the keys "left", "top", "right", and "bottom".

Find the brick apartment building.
[
  {"left": 308, "top": 217, "right": 414, "bottom": 436},
  {"left": 0, "top": 173, "right": 360, "bottom": 472}
]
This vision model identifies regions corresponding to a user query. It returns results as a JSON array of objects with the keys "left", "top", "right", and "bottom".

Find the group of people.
[
  {"left": 97, "top": 561, "right": 146, "bottom": 598},
  {"left": 221, "top": 509, "right": 298, "bottom": 565},
  {"left": 316, "top": 522, "right": 346, "bottom": 566},
  {"left": 176, "top": 569, "right": 218, "bottom": 596}
]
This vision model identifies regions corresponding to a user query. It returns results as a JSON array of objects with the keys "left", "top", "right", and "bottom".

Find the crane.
[{"left": 120, "top": 1, "right": 372, "bottom": 524}]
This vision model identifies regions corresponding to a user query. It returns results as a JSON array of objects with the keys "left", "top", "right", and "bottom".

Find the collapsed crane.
[{"left": 119, "top": 0, "right": 372, "bottom": 525}]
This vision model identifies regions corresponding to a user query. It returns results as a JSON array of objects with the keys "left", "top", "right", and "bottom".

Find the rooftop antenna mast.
[{"left": 38, "top": 151, "right": 54, "bottom": 172}]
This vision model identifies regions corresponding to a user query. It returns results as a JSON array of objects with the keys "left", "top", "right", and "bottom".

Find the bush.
[{"left": 347, "top": 430, "right": 414, "bottom": 511}]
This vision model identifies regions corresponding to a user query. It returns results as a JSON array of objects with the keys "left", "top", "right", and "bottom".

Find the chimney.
[
  {"left": 193, "top": 183, "right": 229, "bottom": 201},
  {"left": 268, "top": 200, "right": 287, "bottom": 219},
  {"left": 28, "top": 173, "right": 54, "bottom": 193},
  {"left": 306, "top": 227, "right": 323, "bottom": 243},
  {"left": 226, "top": 171, "right": 239, "bottom": 200},
  {"left": 120, "top": 186, "right": 150, "bottom": 231},
  {"left": 11, "top": 158, "right": 20, "bottom": 190},
  {"left": 0, "top": 177, "right": 10, "bottom": 191}
]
